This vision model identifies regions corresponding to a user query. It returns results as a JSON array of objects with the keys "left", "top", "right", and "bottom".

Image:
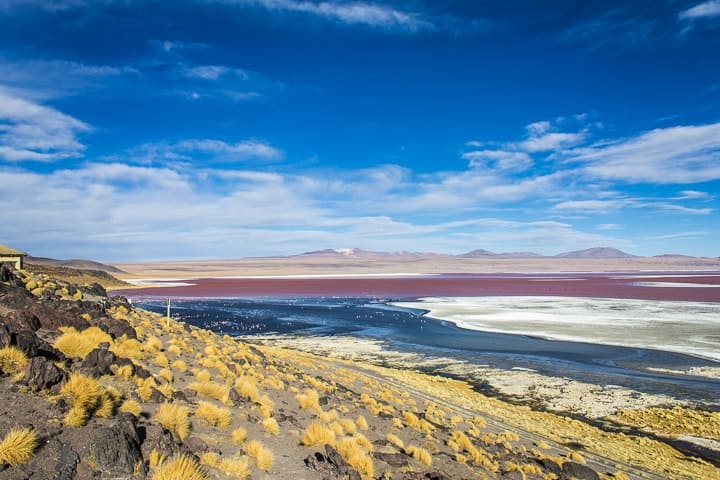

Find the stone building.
[{"left": 0, "top": 244, "right": 25, "bottom": 269}]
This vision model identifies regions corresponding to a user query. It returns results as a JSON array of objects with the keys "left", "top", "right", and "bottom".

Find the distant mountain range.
[{"left": 295, "top": 246, "right": 640, "bottom": 259}]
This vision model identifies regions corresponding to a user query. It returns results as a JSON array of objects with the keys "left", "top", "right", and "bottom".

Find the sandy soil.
[{"left": 112, "top": 255, "right": 720, "bottom": 279}]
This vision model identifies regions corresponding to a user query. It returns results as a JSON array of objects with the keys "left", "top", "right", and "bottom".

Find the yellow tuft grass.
[
  {"left": 120, "top": 399, "right": 142, "bottom": 417},
  {"left": 158, "top": 368, "right": 173, "bottom": 383},
  {"left": 234, "top": 377, "right": 260, "bottom": 403},
  {"left": 295, "top": 388, "right": 321, "bottom": 413},
  {"left": 189, "top": 381, "right": 231, "bottom": 405},
  {"left": 142, "top": 336, "right": 163, "bottom": 353},
  {"left": 153, "top": 353, "right": 170, "bottom": 368},
  {"left": 301, "top": 422, "right": 336, "bottom": 446},
  {"left": 339, "top": 418, "right": 357, "bottom": 435},
  {"left": 0, "top": 428, "right": 37, "bottom": 466},
  {"left": 0, "top": 346, "right": 28, "bottom": 375},
  {"left": 151, "top": 454, "right": 207, "bottom": 480},
  {"left": 171, "top": 360, "right": 187, "bottom": 372},
  {"left": 231, "top": 427, "right": 247, "bottom": 445},
  {"left": 216, "top": 456, "right": 251, "bottom": 479},
  {"left": 194, "top": 401, "right": 232, "bottom": 430},
  {"left": 245, "top": 440, "right": 273, "bottom": 471},
  {"left": 355, "top": 415, "right": 369, "bottom": 431},
  {"left": 567, "top": 451, "right": 586, "bottom": 464},
  {"left": 113, "top": 364, "right": 134, "bottom": 380},
  {"left": 405, "top": 445, "right": 432, "bottom": 466},
  {"left": 386, "top": 433, "right": 404, "bottom": 449},
  {"left": 53, "top": 326, "right": 111, "bottom": 359},
  {"left": 148, "top": 449, "right": 166, "bottom": 468},
  {"left": 155, "top": 403, "right": 191, "bottom": 441},
  {"left": 193, "top": 369, "right": 212, "bottom": 383},
  {"left": 167, "top": 345, "right": 181, "bottom": 356},
  {"left": 262, "top": 417, "right": 280, "bottom": 435},
  {"left": 109, "top": 337, "right": 143, "bottom": 361},
  {"left": 60, "top": 372, "right": 104, "bottom": 427}
]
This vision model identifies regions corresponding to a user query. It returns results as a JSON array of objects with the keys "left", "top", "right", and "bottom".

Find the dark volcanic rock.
[
  {"left": 87, "top": 420, "right": 145, "bottom": 476},
  {"left": 80, "top": 346, "right": 124, "bottom": 377},
  {"left": 398, "top": 473, "right": 451, "bottom": 480},
  {"left": 0, "top": 264, "right": 24, "bottom": 287},
  {"left": 141, "top": 423, "right": 182, "bottom": 459},
  {"left": 24, "top": 356, "right": 66, "bottom": 391},
  {"left": 96, "top": 316, "right": 137, "bottom": 339},
  {"left": 184, "top": 437, "right": 209, "bottom": 454},
  {"left": 539, "top": 458, "right": 562, "bottom": 475},
  {"left": 374, "top": 452, "right": 410, "bottom": 467},
  {"left": 3, "top": 310, "right": 41, "bottom": 332},
  {"left": 13, "top": 329, "right": 60, "bottom": 360},
  {"left": 561, "top": 461, "right": 600, "bottom": 480},
  {"left": 79, "top": 282, "right": 107, "bottom": 298},
  {"left": 304, "top": 445, "right": 362, "bottom": 480}
]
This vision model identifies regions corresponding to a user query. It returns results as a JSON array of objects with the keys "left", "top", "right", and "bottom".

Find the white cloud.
[
  {"left": 0, "top": 90, "right": 90, "bottom": 162},
  {"left": 462, "top": 149, "right": 533, "bottom": 171},
  {"left": 679, "top": 1, "right": 720, "bottom": 20},
  {"left": 552, "top": 199, "right": 623, "bottom": 213},
  {"left": 130, "top": 139, "right": 283, "bottom": 163},
  {"left": 676, "top": 189, "right": 713, "bottom": 200},
  {"left": 570, "top": 122, "right": 720, "bottom": 183},
  {"left": 597, "top": 223, "right": 621, "bottom": 230},
  {"left": 182, "top": 65, "right": 249, "bottom": 80},
  {"left": 217, "top": 0, "right": 433, "bottom": 31},
  {"left": 658, "top": 204, "right": 713, "bottom": 215}
]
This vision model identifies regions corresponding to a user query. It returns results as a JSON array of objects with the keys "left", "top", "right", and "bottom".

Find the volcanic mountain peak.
[{"left": 555, "top": 247, "right": 636, "bottom": 259}]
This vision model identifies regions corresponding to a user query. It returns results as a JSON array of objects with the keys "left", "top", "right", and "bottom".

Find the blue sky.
[{"left": 1, "top": 0, "right": 719, "bottom": 261}]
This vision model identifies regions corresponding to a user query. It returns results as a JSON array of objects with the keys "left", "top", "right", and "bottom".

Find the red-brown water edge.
[{"left": 114, "top": 272, "right": 720, "bottom": 302}]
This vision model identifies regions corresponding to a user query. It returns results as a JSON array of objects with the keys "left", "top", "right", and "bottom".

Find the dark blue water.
[{"left": 133, "top": 297, "right": 720, "bottom": 404}]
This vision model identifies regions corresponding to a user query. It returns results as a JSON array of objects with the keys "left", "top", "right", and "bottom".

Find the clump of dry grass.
[
  {"left": 151, "top": 454, "right": 207, "bottom": 480},
  {"left": 405, "top": 445, "right": 432, "bottom": 466},
  {"left": 231, "top": 427, "right": 247, "bottom": 445},
  {"left": 0, "top": 428, "right": 37, "bottom": 466},
  {"left": 119, "top": 399, "right": 142, "bottom": 417},
  {"left": 335, "top": 436, "right": 374, "bottom": 479},
  {"left": 245, "top": 440, "right": 273, "bottom": 471},
  {"left": 60, "top": 372, "right": 105, "bottom": 427},
  {"left": 262, "top": 417, "right": 280, "bottom": 435},
  {"left": 386, "top": 433, "right": 404, "bottom": 449},
  {"left": 53, "top": 326, "right": 111, "bottom": 359},
  {"left": 155, "top": 403, "right": 191, "bottom": 441},
  {"left": 194, "top": 401, "right": 232, "bottom": 430},
  {"left": 171, "top": 360, "right": 187, "bottom": 372},
  {"left": 355, "top": 416, "right": 369, "bottom": 431},
  {"left": 301, "top": 422, "right": 336, "bottom": 446},
  {"left": 109, "top": 337, "right": 143, "bottom": 361},
  {"left": 0, "top": 346, "right": 28, "bottom": 375},
  {"left": 188, "top": 381, "right": 231, "bottom": 404},
  {"left": 235, "top": 376, "right": 260, "bottom": 403},
  {"left": 295, "top": 388, "right": 321, "bottom": 414}
]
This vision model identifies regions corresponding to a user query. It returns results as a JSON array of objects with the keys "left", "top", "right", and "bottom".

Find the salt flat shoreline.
[{"left": 393, "top": 296, "right": 720, "bottom": 363}]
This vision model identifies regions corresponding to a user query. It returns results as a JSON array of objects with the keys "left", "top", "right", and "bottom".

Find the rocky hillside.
[{"left": 0, "top": 262, "right": 715, "bottom": 479}]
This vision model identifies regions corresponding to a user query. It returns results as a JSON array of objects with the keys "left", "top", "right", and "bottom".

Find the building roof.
[{"left": 0, "top": 244, "right": 25, "bottom": 256}]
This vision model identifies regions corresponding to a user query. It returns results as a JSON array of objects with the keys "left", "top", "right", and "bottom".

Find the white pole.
[{"left": 166, "top": 298, "right": 171, "bottom": 328}]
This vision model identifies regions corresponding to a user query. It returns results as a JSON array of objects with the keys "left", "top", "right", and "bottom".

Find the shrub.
[
  {"left": 245, "top": 440, "right": 273, "bottom": 471},
  {"left": 148, "top": 449, "right": 166, "bottom": 468},
  {"left": 262, "top": 417, "right": 280, "bottom": 435},
  {"left": 151, "top": 454, "right": 207, "bottom": 480},
  {"left": 339, "top": 418, "right": 357, "bottom": 435},
  {"left": 301, "top": 422, "right": 336, "bottom": 447},
  {"left": 189, "top": 382, "right": 230, "bottom": 404},
  {"left": 231, "top": 427, "right": 247, "bottom": 445},
  {"left": 295, "top": 388, "right": 321, "bottom": 413},
  {"left": 171, "top": 360, "right": 187, "bottom": 372},
  {"left": 355, "top": 415, "right": 369, "bottom": 431},
  {"left": 109, "top": 337, "right": 143, "bottom": 361},
  {"left": 0, "top": 346, "right": 28, "bottom": 375},
  {"left": 119, "top": 399, "right": 141, "bottom": 417},
  {"left": 60, "top": 372, "right": 104, "bottom": 427},
  {"left": 405, "top": 445, "right": 432, "bottom": 466},
  {"left": 167, "top": 345, "right": 181, "bottom": 356},
  {"left": 235, "top": 377, "right": 260, "bottom": 403},
  {"left": 194, "top": 401, "right": 232, "bottom": 430},
  {"left": 155, "top": 403, "right": 191, "bottom": 441},
  {"left": 0, "top": 428, "right": 37, "bottom": 466},
  {"left": 158, "top": 369, "right": 173, "bottom": 383},
  {"left": 53, "top": 327, "right": 111, "bottom": 359},
  {"left": 386, "top": 433, "right": 404, "bottom": 449},
  {"left": 193, "top": 369, "right": 212, "bottom": 383},
  {"left": 153, "top": 353, "right": 170, "bottom": 368}
]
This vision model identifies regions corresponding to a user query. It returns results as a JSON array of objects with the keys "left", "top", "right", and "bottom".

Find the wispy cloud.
[
  {"left": 0, "top": 89, "right": 90, "bottom": 162},
  {"left": 218, "top": 0, "right": 434, "bottom": 32},
  {"left": 461, "top": 150, "right": 533, "bottom": 172},
  {"left": 130, "top": 139, "right": 283, "bottom": 164},
  {"left": 568, "top": 122, "right": 720, "bottom": 183},
  {"left": 679, "top": 1, "right": 720, "bottom": 20},
  {"left": 675, "top": 189, "right": 713, "bottom": 200},
  {"left": 182, "top": 65, "right": 249, "bottom": 80}
]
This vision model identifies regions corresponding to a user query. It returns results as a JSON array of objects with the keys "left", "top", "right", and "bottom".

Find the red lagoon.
[{"left": 115, "top": 272, "right": 720, "bottom": 302}]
